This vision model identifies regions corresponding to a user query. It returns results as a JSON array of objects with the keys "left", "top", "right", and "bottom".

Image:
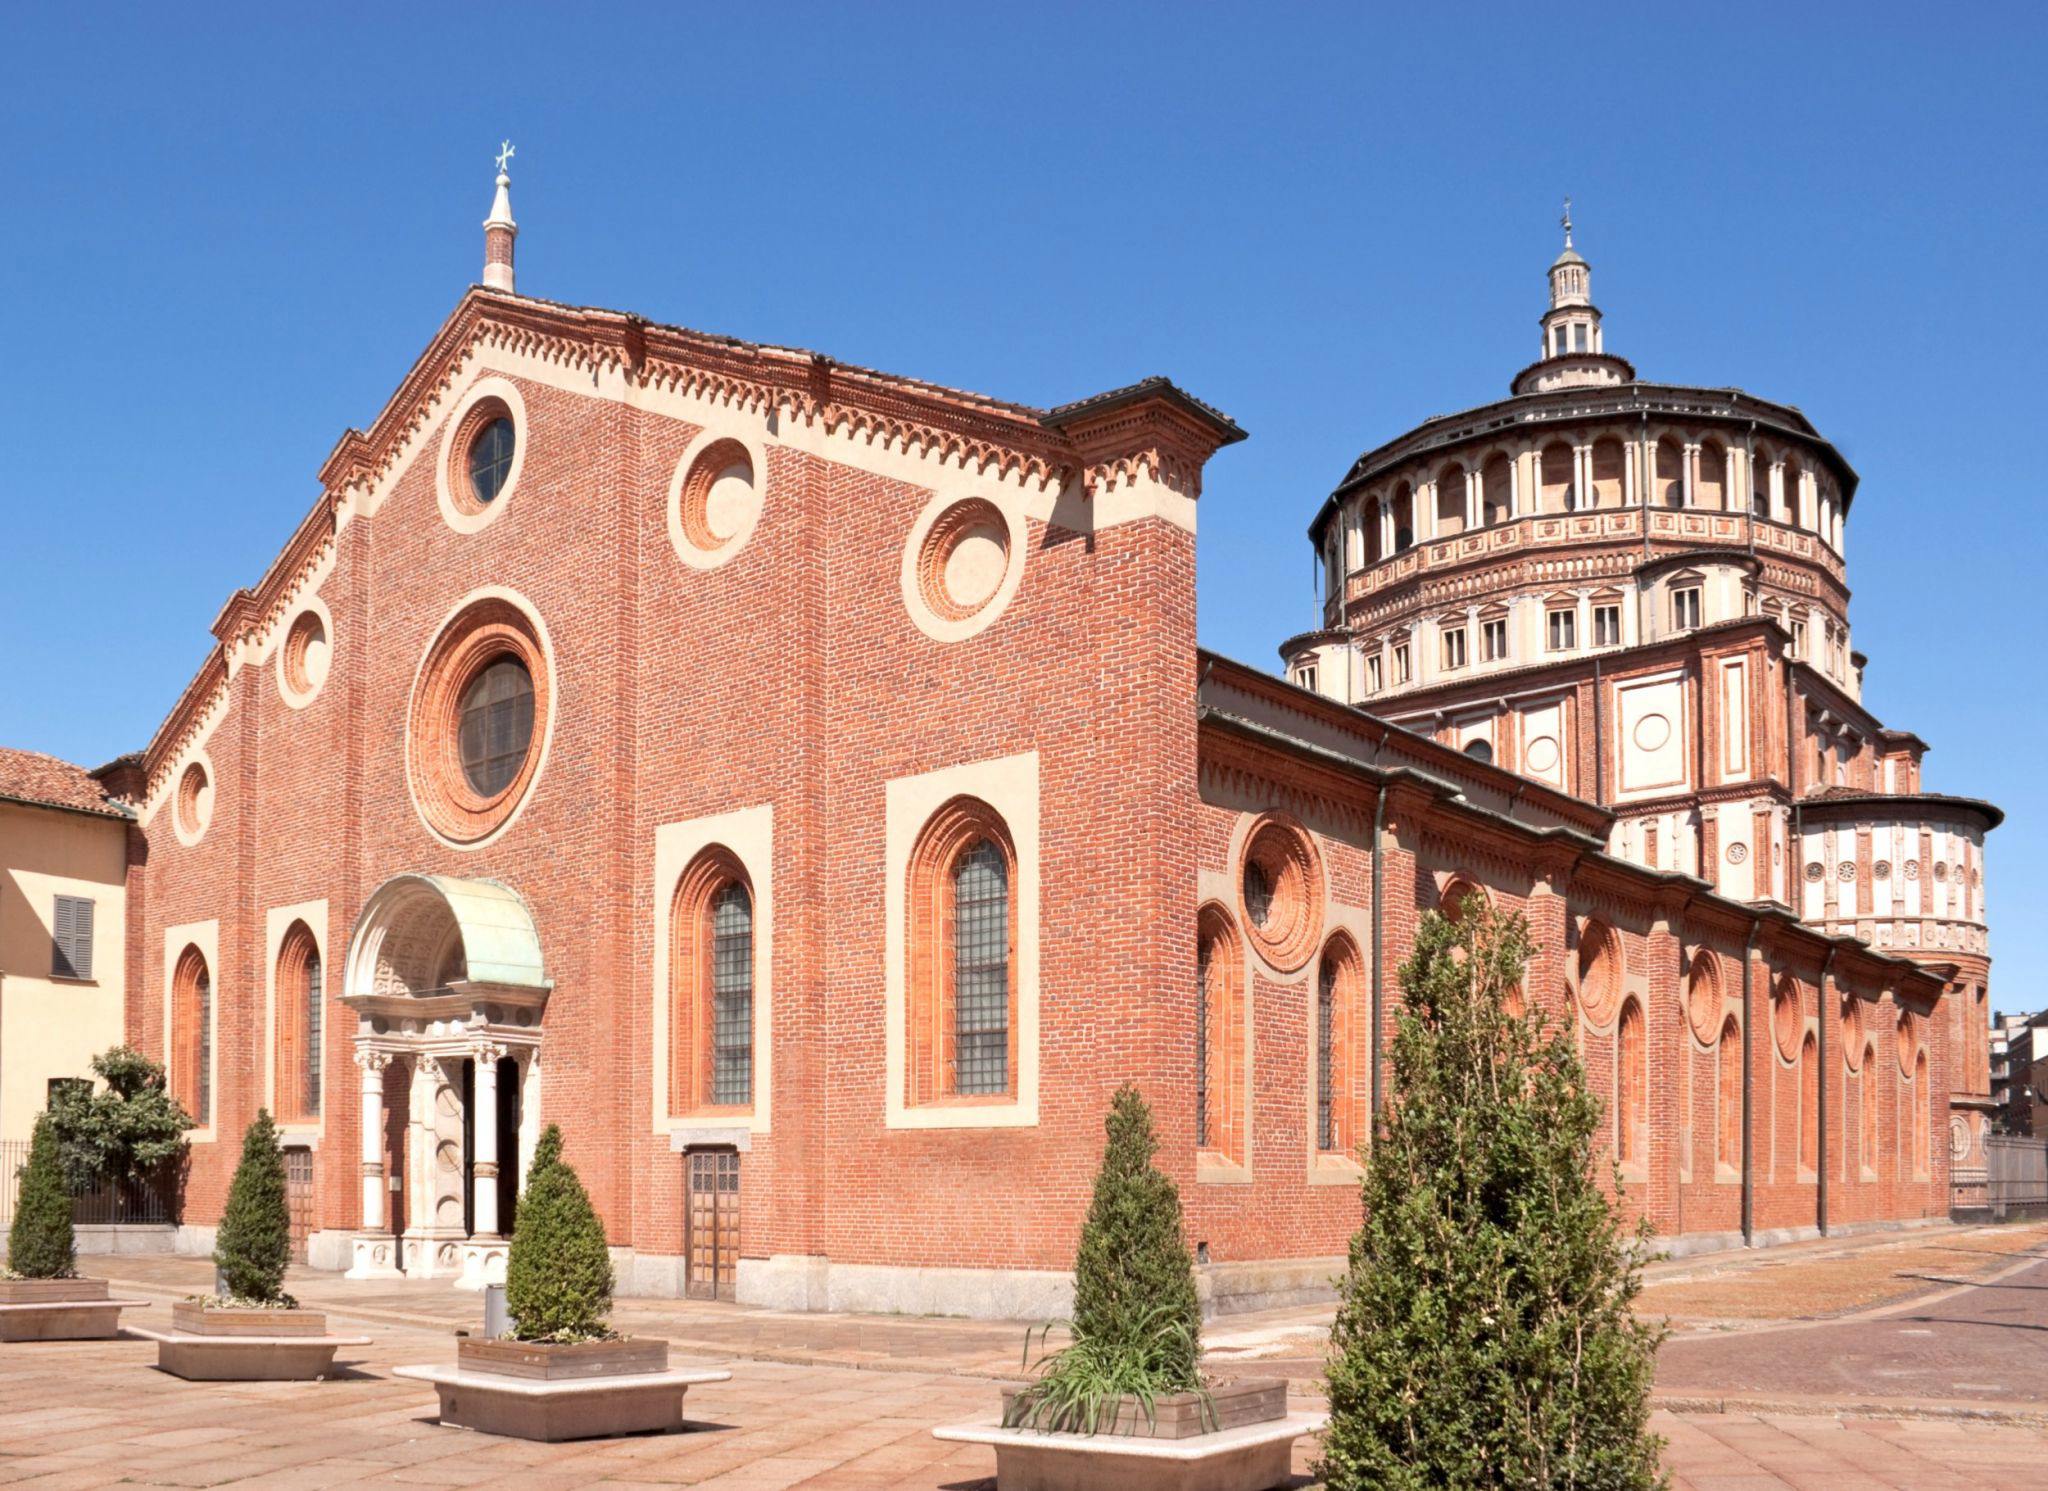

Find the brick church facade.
[{"left": 75, "top": 172, "right": 1986, "bottom": 1312}]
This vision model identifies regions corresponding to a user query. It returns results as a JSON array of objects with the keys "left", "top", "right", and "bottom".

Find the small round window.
[
  {"left": 176, "top": 761, "right": 212, "bottom": 840},
  {"left": 457, "top": 656, "right": 535, "bottom": 797},
  {"left": 468, "top": 418, "right": 516, "bottom": 507}
]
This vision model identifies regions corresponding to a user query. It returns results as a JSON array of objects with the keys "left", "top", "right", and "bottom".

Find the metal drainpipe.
[
  {"left": 1742, "top": 919, "right": 1760, "bottom": 1246},
  {"left": 1817, "top": 942, "right": 1835, "bottom": 1236},
  {"left": 1369, "top": 735, "right": 1389, "bottom": 1123}
]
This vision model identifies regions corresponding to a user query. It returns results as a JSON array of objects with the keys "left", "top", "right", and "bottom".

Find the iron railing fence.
[{"left": 0, "top": 1139, "right": 178, "bottom": 1231}]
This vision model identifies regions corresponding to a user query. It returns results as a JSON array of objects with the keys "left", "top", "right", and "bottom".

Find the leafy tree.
[
  {"left": 46, "top": 1046, "right": 192, "bottom": 1195},
  {"left": 1006, "top": 1084, "right": 1204, "bottom": 1431},
  {"left": 505, "top": 1125, "right": 614, "bottom": 1341},
  {"left": 214, "top": 1110, "right": 292, "bottom": 1303},
  {"left": 7, "top": 1115, "right": 76, "bottom": 1279},
  {"left": 1318, "top": 898, "right": 1666, "bottom": 1491}
]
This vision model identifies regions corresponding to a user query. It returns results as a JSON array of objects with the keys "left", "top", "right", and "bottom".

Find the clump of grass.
[{"left": 1005, "top": 1304, "right": 1213, "bottom": 1434}]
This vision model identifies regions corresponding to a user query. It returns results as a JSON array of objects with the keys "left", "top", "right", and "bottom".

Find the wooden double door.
[{"left": 685, "top": 1149, "right": 740, "bottom": 1301}]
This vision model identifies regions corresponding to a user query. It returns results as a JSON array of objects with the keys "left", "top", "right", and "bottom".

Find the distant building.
[
  {"left": 0, "top": 748, "right": 138, "bottom": 1145},
  {"left": 1993, "top": 1013, "right": 2048, "bottom": 1137}
]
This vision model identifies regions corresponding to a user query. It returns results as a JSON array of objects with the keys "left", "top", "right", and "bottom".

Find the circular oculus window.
[
  {"left": 408, "top": 594, "right": 552, "bottom": 847},
  {"left": 1237, "top": 814, "right": 1324, "bottom": 973},
  {"left": 1896, "top": 1010, "right": 1920, "bottom": 1076},
  {"left": 277, "top": 605, "right": 331, "bottom": 706},
  {"left": 437, "top": 378, "right": 528, "bottom": 534},
  {"left": 668, "top": 429, "right": 766, "bottom": 569},
  {"left": 1684, "top": 951, "right": 1722, "bottom": 1046},
  {"left": 175, "top": 760, "right": 213, "bottom": 842},
  {"left": 1577, "top": 921, "right": 1622, "bottom": 1028},
  {"left": 1771, "top": 978, "right": 1802, "bottom": 1062},
  {"left": 1840, "top": 995, "right": 1865, "bottom": 1067},
  {"left": 900, "top": 492, "right": 1026, "bottom": 642}
]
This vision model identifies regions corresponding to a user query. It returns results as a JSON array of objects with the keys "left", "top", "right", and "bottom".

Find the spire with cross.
[
  {"left": 1561, "top": 195, "right": 1573, "bottom": 248},
  {"left": 482, "top": 141, "right": 518, "bottom": 294}
]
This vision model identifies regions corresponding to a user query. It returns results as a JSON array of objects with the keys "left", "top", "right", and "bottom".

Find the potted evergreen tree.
[
  {"left": 1317, "top": 899, "right": 1666, "bottom": 1491},
  {"left": 0, "top": 1113, "right": 146, "bottom": 1339},
  {"left": 396, "top": 1125, "right": 729, "bottom": 1439},
  {"left": 936, "top": 1085, "right": 1324, "bottom": 1488},
  {"left": 137, "top": 1111, "right": 369, "bottom": 1379}
]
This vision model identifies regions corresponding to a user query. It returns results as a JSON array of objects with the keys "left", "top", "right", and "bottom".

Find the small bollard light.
[{"left": 483, "top": 1283, "right": 511, "bottom": 1340}]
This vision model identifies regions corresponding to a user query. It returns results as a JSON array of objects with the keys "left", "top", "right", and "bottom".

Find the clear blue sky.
[{"left": 2, "top": 4, "right": 2040, "bottom": 1008}]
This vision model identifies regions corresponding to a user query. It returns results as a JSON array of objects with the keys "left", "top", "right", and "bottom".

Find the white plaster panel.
[
  {"left": 1518, "top": 698, "right": 1566, "bottom": 788},
  {"left": 1616, "top": 673, "right": 1686, "bottom": 797}
]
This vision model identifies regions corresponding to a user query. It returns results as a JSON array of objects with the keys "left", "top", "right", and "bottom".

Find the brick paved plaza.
[{"left": 6, "top": 1225, "right": 2048, "bottom": 1488}]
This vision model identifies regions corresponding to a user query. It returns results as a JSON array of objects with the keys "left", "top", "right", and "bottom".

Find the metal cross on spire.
[
  {"left": 495, "top": 140, "right": 516, "bottom": 175},
  {"left": 1561, "top": 196, "right": 1573, "bottom": 247}
]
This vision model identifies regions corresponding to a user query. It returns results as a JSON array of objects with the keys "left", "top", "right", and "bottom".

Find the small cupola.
[
  {"left": 1513, "top": 200, "right": 1634, "bottom": 395},
  {"left": 482, "top": 141, "right": 517, "bottom": 294}
]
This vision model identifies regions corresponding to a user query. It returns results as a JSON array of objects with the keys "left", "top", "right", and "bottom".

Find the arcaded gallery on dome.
[{"left": 40, "top": 173, "right": 1997, "bottom": 1315}]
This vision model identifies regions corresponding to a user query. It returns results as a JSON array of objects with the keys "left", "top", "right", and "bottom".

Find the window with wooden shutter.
[{"left": 51, "top": 896, "right": 94, "bottom": 980}]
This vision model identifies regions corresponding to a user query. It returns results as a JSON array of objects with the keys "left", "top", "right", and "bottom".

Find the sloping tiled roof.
[{"left": 0, "top": 747, "right": 128, "bottom": 819}]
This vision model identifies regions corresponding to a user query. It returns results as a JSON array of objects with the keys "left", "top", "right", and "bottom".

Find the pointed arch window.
[
  {"left": 906, "top": 798, "right": 1018, "bottom": 1106},
  {"left": 1617, "top": 997, "right": 1647, "bottom": 1169},
  {"left": 1196, "top": 906, "right": 1245, "bottom": 1164},
  {"left": 671, "top": 851, "right": 756, "bottom": 1114},
  {"left": 275, "top": 922, "right": 323, "bottom": 1123},
  {"left": 1912, "top": 1050, "right": 1929, "bottom": 1178},
  {"left": 1860, "top": 1042, "right": 1880, "bottom": 1176},
  {"left": 172, "top": 946, "right": 212, "bottom": 1126},
  {"left": 1316, "top": 935, "right": 1363, "bottom": 1157},
  {"left": 1716, "top": 1015, "right": 1742, "bottom": 1171},
  {"left": 1799, "top": 1032, "right": 1819, "bottom": 1173}
]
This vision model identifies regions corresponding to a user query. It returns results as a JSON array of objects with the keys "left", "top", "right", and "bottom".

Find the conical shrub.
[
  {"left": 1007, "top": 1084, "right": 1204, "bottom": 1430},
  {"left": 1318, "top": 899, "right": 1665, "bottom": 1490},
  {"left": 214, "top": 1110, "right": 291, "bottom": 1303},
  {"left": 505, "top": 1124, "right": 613, "bottom": 1341},
  {"left": 7, "top": 1114, "right": 76, "bottom": 1279}
]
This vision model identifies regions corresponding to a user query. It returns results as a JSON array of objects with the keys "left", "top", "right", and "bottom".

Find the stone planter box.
[
  {"left": 456, "top": 1334, "right": 668, "bottom": 1380},
  {"left": 0, "top": 1277, "right": 147, "bottom": 1341},
  {"left": 133, "top": 1302, "right": 369, "bottom": 1381},
  {"left": 938, "top": 1381, "right": 1325, "bottom": 1491},
  {"left": 998, "top": 1378, "right": 1287, "bottom": 1440},
  {"left": 395, "top": 1351, "right": 731, "bottom": 1441},
  {"left": 170, "top": 1300, "right": 328, "bottom": 1337}
]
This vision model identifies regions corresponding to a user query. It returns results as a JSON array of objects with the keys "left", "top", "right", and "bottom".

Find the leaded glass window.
[
  {"left": 468, "top": 417, "right": 515, "bottom": 505},
  {"left": 1196, "top": 936, "right": 1211, "bottom": 1148},
  {"left": 1243, "top": 861, "right": 1274, "bottom": 930},
  {"left": 710, "top": 881, "right": 753, "bottom": 1106},
  {"left": 304, "top": 949, "right": 322, "bottom": 1117},
  {"left": 1316, "top": 956, "right": 1337, "bottom": 1151},
  {"left": 197, "top": 968, "right": 212, "bottom": 1126},
  {"left": 458, "top": 657, "right": 535, "bottom": 796},
  {"left": 953, "top": 839, "right": 1009, "bottom": 1095}
]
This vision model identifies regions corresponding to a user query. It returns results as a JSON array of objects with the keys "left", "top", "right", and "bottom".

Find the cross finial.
[
  {"left": 495, "top": 139, "right": 516, "bottom": 176},
  {"left": 1560, "top": 196, "right": 1573, "bottom": 247}
]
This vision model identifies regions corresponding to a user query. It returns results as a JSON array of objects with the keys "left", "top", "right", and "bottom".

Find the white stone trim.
[
  {"left": 434, "top": 375, "right": 529, "bottom": 535},
  {"left": 650, "top": 804, "right": 775, "bottom": 1136},
  {"left": 262, "top": 899, "right": 329, "bottom": 1139},
  {"left": 884, "top": 751, "right": 1040, "bottom": 1129},
  {"left": 161, "top": 918, "right": 220, "bottom": 1144},
  {"left": 666, "top": 423, "right": 769, "bottom": 570},
  {"left": 898, "top": 488, "right": 1029, "bottom": 643}
]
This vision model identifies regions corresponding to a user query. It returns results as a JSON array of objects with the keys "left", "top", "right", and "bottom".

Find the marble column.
[
  {"left": 356, "top": 1048, "right": 389, "bottom": 1230},
  {"left": 471, "top": 1046, "right": 503, "bottom": 1238}
]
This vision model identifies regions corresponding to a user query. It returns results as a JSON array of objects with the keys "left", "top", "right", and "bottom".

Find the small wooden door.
[
  {"left": 684, "top": 1150, "right": 740, "bottom": 1301},
  {"left": 283, "top": 1146, "right": 314, "bottom": 1264}
]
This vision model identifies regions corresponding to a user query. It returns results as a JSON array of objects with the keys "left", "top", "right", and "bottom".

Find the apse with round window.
[
  {"left": 409, "top": 597, "right": 551, "bottom": 845},
  {"left": 1237, "top": 815, "right": 1323, "bottom": 973}
]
